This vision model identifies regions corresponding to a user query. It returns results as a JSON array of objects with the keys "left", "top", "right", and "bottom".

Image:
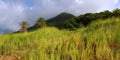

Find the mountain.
[
  {"left": 46, "top": 12, "right": 75, "bottom": 28},
  {"left": 22, "top": 9, "right": 120, "bottom": 32},
  {"left": 27, "top": 12, "right": 74, "bottom": 31}
]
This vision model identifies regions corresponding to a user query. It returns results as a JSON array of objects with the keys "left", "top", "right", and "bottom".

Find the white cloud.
[
  {"left": 114, "top": 0, "right": 119, "bottom": 4},
  {"left": 0, "top": 0, "right": 119, "bottom": 33},
  {"left": 0, "top": 0, "right": 26, "bottom": 33}
]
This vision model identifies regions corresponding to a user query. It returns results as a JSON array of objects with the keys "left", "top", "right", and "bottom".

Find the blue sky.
[{"left": 0, "top": 0, "right": 120, "bottom": 33}]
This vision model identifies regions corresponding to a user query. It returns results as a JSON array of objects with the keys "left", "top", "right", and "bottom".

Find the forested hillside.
[{"left": 27, "top": 9, "right": 120, "bottom": 31}]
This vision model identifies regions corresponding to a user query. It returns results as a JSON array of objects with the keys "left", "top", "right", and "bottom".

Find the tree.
[
  {"left": 20, "top": 21, "right": 29, "bottom": 33},
  {"left": 34, "top": 18, "right": 46, "bottom": 28},
  {"left": 113, "top": 8, "right": 120, "bottom": 17}
]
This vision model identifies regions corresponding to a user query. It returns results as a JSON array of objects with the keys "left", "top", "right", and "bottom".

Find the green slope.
[{"left": 0, "top": 17, "right": 120, "bottom": 60}]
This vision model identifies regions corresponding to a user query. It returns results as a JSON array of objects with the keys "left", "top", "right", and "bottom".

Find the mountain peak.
[
  {"left": 46, "top": 12, "right": 75, "bottom": 28},
  {"left": 57, "top": 12, "right": 74, "bottom": 17}
]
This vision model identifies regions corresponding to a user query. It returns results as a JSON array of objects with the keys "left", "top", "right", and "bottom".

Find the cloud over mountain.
[{"left": 0, "top": 0, "right": 119, "bottom": 33}]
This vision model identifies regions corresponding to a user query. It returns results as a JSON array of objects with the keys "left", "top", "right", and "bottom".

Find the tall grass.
[{"left": 0, "top": 17, "right": 120, "bottom": 60}]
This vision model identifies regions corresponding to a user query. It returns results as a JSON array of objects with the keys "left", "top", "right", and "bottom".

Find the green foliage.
[
  {"left": 64, "top": 18, "right": 80, "bottom": 30},
  {"left": 26, "top": 9, "right": 120, "bottom": 31},
  {"left": 63, "top": 9, "right": 120, "bottom": 30},
  {"left": 35, "top": 18, "right": 47, "bottom": 28},
  {"left": 28, "top": 18, "right": 47, "bottom": 31},
  {"left": 113, "top": 8, "right": 120, "bottom": 17}
]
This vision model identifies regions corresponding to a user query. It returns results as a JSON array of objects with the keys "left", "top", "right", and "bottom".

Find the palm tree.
[{"left": 20, "top": 21, "right": 29, "bottom": 33}]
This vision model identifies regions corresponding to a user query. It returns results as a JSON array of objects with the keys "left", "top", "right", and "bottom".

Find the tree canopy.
[{"left": 35, "top": 18, "right": 46, "bottom": 28}]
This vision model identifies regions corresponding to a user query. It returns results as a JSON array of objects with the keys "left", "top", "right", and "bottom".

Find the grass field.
[{"left": 0, "top": 17, "right": 120, "bottom": 60}]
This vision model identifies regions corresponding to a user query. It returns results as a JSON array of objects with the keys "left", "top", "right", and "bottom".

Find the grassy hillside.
[{"left": 0, "top": 17, "right": 120, "bottom": 60}]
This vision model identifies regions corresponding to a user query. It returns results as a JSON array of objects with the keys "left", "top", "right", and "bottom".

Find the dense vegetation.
[
  {"left": 26, "top": 9, "right": 120, "bottom": 31},
  {"left": 28, "top": 18, "right": 47, "bottom": 31},
  {"left": 63, "top": 9, "right": 120, "bottom": 30},
  {"left": 0, "top": 17, "right": 120, "bottom": 60}
]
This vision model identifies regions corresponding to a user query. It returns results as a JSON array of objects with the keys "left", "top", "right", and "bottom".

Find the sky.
[{"left": 0, "top": 0, "right": 120, "bottom": 33}]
